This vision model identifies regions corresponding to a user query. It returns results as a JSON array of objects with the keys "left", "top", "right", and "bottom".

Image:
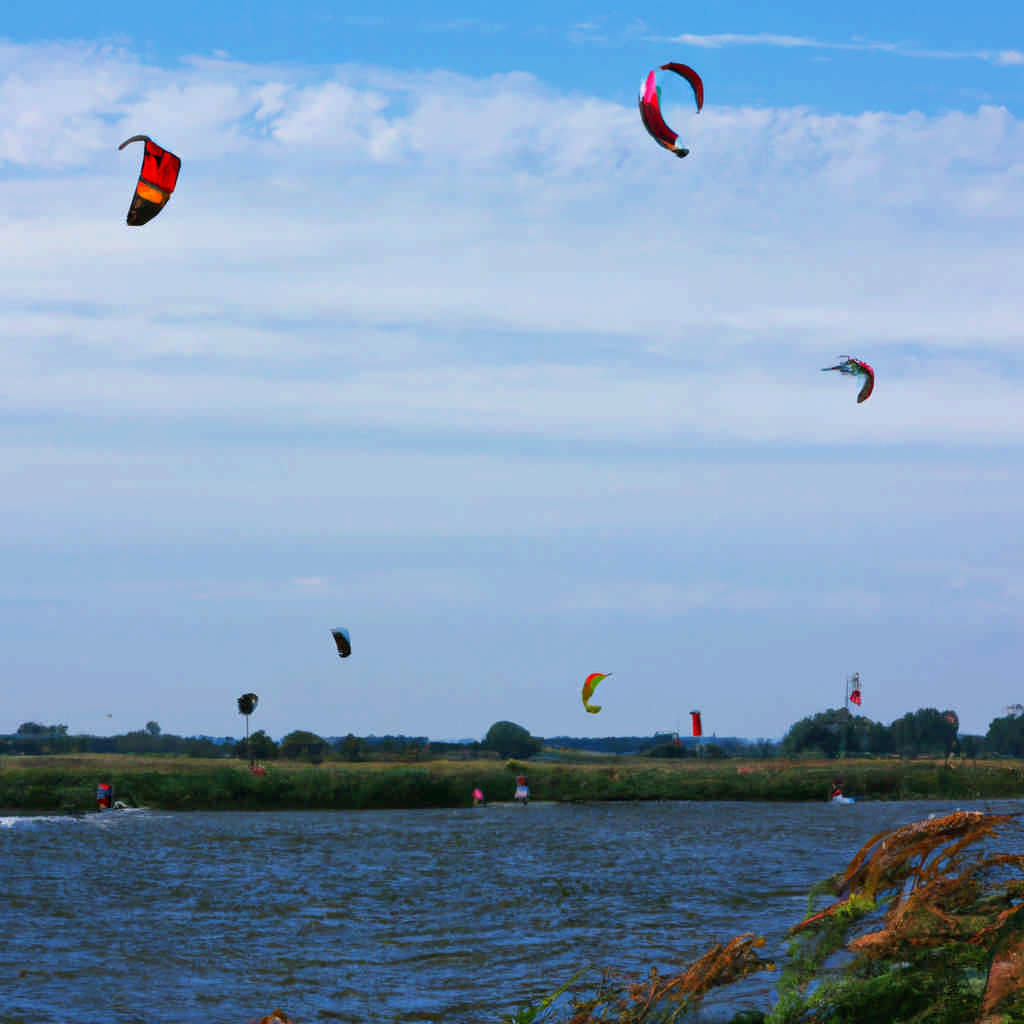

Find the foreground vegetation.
[
  {"left": 503, "top": 810, "right": 1024, "bottom": 1023},
  {"left": 3, "top": 752, "right": 1024, "bottom": 812}
]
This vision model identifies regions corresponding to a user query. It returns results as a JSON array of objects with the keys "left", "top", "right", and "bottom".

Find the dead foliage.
[
  {"left": 790, "top": 811, "right": 1024, "bottom": 953},
  {"left": 783, "top": 810, "right": 1024, "bottom": 1023},
  {"left": 563, "top": 933, "right": 774, "bottom": 1023}
]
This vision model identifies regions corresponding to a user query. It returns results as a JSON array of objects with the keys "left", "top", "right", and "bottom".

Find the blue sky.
[{"left": 2, "top": 2, "right": 1023, "bottom": 743}]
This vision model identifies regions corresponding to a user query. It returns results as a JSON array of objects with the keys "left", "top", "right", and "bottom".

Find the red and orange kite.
[{"left": 118, "top": 135, "right": 181, "bottom": 226}]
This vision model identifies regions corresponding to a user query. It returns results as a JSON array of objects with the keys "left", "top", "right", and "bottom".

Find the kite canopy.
[
  {"left": 331, "top": 628, "right": 352, "bottom": 658},
  {"left": 581, "top": 672, "right": 611, "bottom": 714},
  {"left": 638, "top": 62, "right": 704, "bottom": 158},
  {"left": 237, "top": 692, "right": 259, "bottom": 716},
  {"left": 821, "top": 356, "right": 875, "bottom": 404},
  {"left": 690, "top": 710, "right": 703, "bottom": 737},
  {"left": 848, "top": 671, "right": 862, "bottom": 706},
  {"left": 118, "top": 135, "right": 181, "bottom": 226}
]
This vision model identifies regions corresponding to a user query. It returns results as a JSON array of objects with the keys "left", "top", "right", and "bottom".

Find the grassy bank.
[{"left": 3, "top": 753, "right": 1024, "bottom": 811}]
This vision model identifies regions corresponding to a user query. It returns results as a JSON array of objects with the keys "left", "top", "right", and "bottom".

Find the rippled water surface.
[{"left": 3, "top": 799, "right": 1018, "bottom": 1023}]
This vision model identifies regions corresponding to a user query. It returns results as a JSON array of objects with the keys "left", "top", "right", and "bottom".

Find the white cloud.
[
  {"left": 2, "top": 41, "right": 1024, "bottom": 737},
  {"left": 0, "top": 44, "right": 1022, "bottom": 456},
  {"left": 673, "top": 32, "right": 824, "bottom": 49},
  {"left": 663, "top": 31, "right": 1024, "bottom": 67},
  {"left": 271, "top": 82, "right": 390, "bottom": 147}
]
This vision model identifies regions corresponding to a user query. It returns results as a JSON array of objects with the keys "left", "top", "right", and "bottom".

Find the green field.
[{"left": 4, "top": 752, "right": 1024, "bottom": 812}]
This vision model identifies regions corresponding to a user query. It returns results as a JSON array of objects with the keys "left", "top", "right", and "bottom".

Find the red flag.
[
  {"left": 849, "top": 689, "right": 862, "bottom": 706},
  {"left": 690, "top": 710, "right": 702, "bottom": 737}
]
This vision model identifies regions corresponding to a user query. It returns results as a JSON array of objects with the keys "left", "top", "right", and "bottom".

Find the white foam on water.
[{"left": 0, "top": 813, "right": 82, "bottom": 828}]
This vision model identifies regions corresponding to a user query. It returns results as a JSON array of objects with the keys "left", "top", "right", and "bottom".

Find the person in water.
[
  {"left": 514, "top": 776, "right": 529, "bottom": 804},
  {"left": 830, "top": 780, "right": 844, "bottom": 801}
]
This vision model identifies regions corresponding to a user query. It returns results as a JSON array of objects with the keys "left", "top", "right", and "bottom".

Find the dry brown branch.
[
  {"left": 654, "top": 934, "right": 772, "bottom": 1002},
  {"left": 793, "top": 812, "right": 1019, "bottom": 945}
]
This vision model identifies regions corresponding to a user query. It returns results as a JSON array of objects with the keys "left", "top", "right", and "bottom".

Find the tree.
[
  {"left": 781, "top": 709, "right": 900, "bottom": 759},
  {"left": 960, "top": 734, "right": 981, "bottom": 763},
  {"left": 986, "top": 714, "right": 1024, "bottom": 757},
  {"left": 482, "top": 721, "right": 542, "bottom": 760},
  {"left": 280, "top": 730, "right": 328, "bottom": 763},
  {"left": 16, "top": 721, "right": 66, "bottom": 736},
  {"left": 336, "top": 734, "right": 367, "bottom": 761},
  {"left": 890, "top": 708, "right": 957, "bottom": 759},
  {"left": 781, "top": 709, "right": 856, "bottom": 758},
  {"left": 234, "top": 729, "right": 278, "bottom": 761},
  {"left": 145, "top": 721, "right": 161, "bottom": 736}
]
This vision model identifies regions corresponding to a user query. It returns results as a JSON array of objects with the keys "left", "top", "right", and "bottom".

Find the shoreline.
[{"left": 3, "top": 753, "right": 1023, "bottom": 812}]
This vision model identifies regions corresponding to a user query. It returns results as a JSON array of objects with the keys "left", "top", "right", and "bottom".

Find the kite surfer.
[{"left": 830, "top": 780, "right": 854, "bottom": 803}]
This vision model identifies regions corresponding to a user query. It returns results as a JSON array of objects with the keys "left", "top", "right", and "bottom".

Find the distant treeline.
[
  {"left": 0, "top": 721, "right": 501, "bottom": 762},
  {"left": 6, "top": 707, "right": 1024, "bottom": 763},
  {"left": 0, "top": 722, "right": 236, "bottom": 758},
  {"left": 546, "top": 734, "right": 777, "bottom": 758},
  {"left": 552, "top": 709, "right": 1024, "bottom": 763}
]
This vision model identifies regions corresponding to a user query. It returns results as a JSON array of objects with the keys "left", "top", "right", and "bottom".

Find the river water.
[{"left": 3, "top": 799, "right": 1020, "bottom": 1024}]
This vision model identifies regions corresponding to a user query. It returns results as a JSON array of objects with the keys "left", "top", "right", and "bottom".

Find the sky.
[{"left": 2, "top": 1, "right": 1023, "bottom": 743}]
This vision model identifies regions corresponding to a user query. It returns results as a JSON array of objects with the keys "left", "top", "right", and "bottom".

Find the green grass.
[{"left": 2, "top": 753, "right": 1022, "bottom": 812}]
